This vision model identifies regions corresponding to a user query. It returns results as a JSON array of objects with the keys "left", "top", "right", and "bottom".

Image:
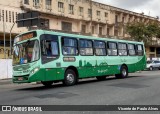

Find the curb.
[{"left": 0, "top": 79, "right": 12, "bottom": 85}]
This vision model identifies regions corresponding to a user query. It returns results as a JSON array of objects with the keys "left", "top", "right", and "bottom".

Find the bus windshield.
[{"left": 13, "top": 40, "right": 39, "bottom": 65}]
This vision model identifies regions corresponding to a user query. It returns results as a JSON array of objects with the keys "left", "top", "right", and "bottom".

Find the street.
[{"left": 0, "top": 70, "right": 160, "bottom": 106}]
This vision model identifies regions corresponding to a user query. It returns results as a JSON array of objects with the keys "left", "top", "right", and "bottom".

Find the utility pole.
[
  {"left": 90, "top": 0, "right": 92, "bottom": 35},
  {"left": 3, "top": 15, "right": 6, "bottom": 59}
]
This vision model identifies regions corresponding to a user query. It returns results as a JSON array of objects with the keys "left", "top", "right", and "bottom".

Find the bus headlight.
[{"left": 31, "top": 67, "right": 40, "bottom": 74}]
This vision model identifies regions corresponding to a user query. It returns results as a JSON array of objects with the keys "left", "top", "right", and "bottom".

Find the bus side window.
[
  {"left": 137, "top": 44, "right": 144, "bottom": 56},
  {"left": 42, "top": 40, "right": 59, "bottom": 56},
  {"left": 107, "top": 42, "right": 118, "bottom": 56},
  {"left": 79, "top": 40, "right": 93, "bottom": 56},
  {"left": 118, "top": 43, "right": 127, "bottom": 56},
  {"left": 128, "top": 44, "right": 136, "bottom": 56},
  {"left": 62, "top": 37, "right": 78, "bottom": 56},
  {"left": 94, "top": 41, "right": 106, "bottom": 56}
]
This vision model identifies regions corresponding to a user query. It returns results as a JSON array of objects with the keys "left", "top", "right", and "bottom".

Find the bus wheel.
[
  {"left": 96, "top": 76, "right": 106, "bottom": 81},
  {"left": 41, "top": 81, "right": 53, "bottom": 87},
  {"left": 63, "top": 69, "right": 77, "bottom": 86},
  {"left": 115, "top": 65, "right": 128, "bottom": 79}
]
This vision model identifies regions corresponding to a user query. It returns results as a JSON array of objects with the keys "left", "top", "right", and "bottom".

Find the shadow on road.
[{"left": 15, "top": 75, "right": 143, "bottom": 91}]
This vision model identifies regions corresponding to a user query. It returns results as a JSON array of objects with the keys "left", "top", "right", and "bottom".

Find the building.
[
  {"left": 0, "top": 0, "right": 160, "bottom": 59},
  {"left": 0, "top": 0, "right": 27, "bottom": 59}
]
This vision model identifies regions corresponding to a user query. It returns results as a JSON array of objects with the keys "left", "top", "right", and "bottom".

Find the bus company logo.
[{"left": 2, "top": 106, "right": 11, "bottom": 111}]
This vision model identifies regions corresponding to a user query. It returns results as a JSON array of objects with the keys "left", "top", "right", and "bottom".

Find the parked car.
[{"left": 146, "top": 60, "right": 160, "bottom": 71}]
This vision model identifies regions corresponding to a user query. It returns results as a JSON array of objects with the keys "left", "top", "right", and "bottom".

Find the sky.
[{"left": 93, "top": 0, "right": 160, "bottom": 18}]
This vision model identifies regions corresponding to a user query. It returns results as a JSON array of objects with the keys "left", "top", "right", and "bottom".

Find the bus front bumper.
[{"left": 13, "top": 75, "right": 30, "bottom": 83}]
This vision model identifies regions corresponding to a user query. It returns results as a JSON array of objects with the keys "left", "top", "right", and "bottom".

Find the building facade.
[{"left": 0, "top": 0, "right": 160, "bottom": 59}]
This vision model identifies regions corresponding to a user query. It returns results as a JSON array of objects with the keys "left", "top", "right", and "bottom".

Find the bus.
[{"left": 12, "top": 30, "right": 146, "bottom": 86}]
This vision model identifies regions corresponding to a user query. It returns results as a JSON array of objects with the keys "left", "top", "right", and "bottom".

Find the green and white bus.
[{"left": 13, "top": 30, "right": 146, "bottom": 86}]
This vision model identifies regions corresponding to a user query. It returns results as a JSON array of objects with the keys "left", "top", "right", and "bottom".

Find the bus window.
[
  {"left": 128, "top": 44, "right": 136, "bottom": 56},
  {"left": 94, "top": 41, "right": 106, "bottom": 56},
  {"left": 62, "top": 38, "right": 78, "bottom": 55},
  {"left": 107, "top": 42, "right": 118, "bottom": 56},
  {"left": 137, "top": 44, "right": 144, "bottom": 56},
  {"left": 79, "top": 40, "right": 93, "bottom": 56},
  {"left": 118, "top": 43, "right": 127, "bottom": 56},
  {"left": 42, "top": 40, "right": 59, "bottom": 56},
  {"left": 40, "top": 34, "right": 59, "bottom": 64}
]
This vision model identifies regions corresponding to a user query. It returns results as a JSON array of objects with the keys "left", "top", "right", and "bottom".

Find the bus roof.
[{"left": 17, "top": 29, "right": 144, "bottom": 45}]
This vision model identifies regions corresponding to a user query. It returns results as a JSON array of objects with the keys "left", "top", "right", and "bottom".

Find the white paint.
[{"left": 0, "top": 59, "right": 12, "bottom": 79}]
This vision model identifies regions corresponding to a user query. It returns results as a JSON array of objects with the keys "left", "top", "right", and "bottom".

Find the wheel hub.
[
  {"left": 122, "top": 69, "right": 127, "bottom": 76},
  {"left": 66, "top": 74, "right": 74, "bottom": 83}
]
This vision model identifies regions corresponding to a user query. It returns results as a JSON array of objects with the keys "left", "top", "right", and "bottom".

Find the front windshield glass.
[{"left": 13, "top": 40, "right": 39, "bottom": 65}]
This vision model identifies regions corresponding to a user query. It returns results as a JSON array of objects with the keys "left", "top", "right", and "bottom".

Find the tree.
[{"left": 126, "top": 21, "right": 160, "bottom": 45}]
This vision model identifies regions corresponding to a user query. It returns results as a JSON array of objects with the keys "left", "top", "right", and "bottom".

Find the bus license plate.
[{"left": 18, "top": 77, "right": 23, "bottom": 81}]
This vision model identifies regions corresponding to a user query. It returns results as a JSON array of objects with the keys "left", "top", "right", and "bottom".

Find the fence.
[{"left": 0, "top": 59, "right": 12, "bottom": 79}]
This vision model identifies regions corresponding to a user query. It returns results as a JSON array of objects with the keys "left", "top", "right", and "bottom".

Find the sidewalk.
[{"left": 0, "top": 78, "right": 12, "bottom": 85}]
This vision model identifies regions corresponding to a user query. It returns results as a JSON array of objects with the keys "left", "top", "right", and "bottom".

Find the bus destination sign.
[
  {"left": 15, "top": 31, "right": 37, "bottom": 43},
  {"left": 19, "top": 31, "right": 37, "bottom": 41}
]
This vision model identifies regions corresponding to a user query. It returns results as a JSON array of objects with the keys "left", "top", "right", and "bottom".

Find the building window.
[
  {"left": 79, "top": 40, "right": 93, "bottom": 56},
  {"left": 79, "top": 7, "right": 83, "bottom": 16},
  {"left": 24, "top": 0, "right": 29, "bottom": 5},
  {"left": 12, "top": 12, "right": 14, "bottom": 22},
  {"left": 88, "top": 9, "right": 92, "bottom": 17},
  {"left": 16, "top": 12, "right": 18, "bottom": 21},
  {"left": 81, "top": 25, "right": 86, "bottom": 33},
  {"left": 62, "top": 38, "right": 78, "bottom": 55},
  {"left": 33, "top": 0, "right": 40, "bottom": 7},
  {"left": 2, "top": 10, "right": 4, "bottom": 21},
  {"left": 58, "top": 2, "right": 64, "bottom": 12},
  {"left": 150, "top": 47, "right": 155, "bottom": 52},
  {"left": 69, "top": 4, "right": 74, "bottom": 14},
  {"left": 97, "top": 11, "right": 100, "bottom": 18},
  {"left": 0, "top": 10, "right": 1, "bottom": 21},
  {"left": 107, "top": 28, "right": 110, "bottom": 35},
  {"left": 9, "top": 11, "right": 11, "bottom": 23},
  {"left": 115, "top": 15, "right": 118, "bottom": 23},
  {"left": 99, "top": 27, "right": 103, "bottom": 35},
  {"left": 92, "top": 26, "right": 94, "bottom": 34},
  {"left": 122, "top": 17, "right": 125, "bottom": 23},
  {"left": 6, "top": 10, "right": 8, "bottom": 22},
  {"left": 105, "top": 12, "right": 108, "bottom": 18},
  {"left": 62, "top": 22, "right": 72, "bottom": 32},
  {"left": 39, "top": 19, "right": 49, "bottom": 29},
  {"left": 46, "top": 0, "right": 52, "bottom": 10}
]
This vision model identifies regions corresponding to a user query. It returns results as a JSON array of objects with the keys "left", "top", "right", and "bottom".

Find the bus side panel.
[
  {"left": 135, "top": 56, "right": 146, "bottom": 71},
  {"left": 29, "top": 69, "right": 46, "bottom": 82},
  {"left": 45, "top": 68, "right": 58, "bottom": 81}
]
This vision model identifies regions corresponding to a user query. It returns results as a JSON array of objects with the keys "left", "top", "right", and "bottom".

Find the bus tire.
[
  {"left": 63, "top": 69, "right": 77, "bottom": 86},
  {"left": 115, "top": 65, "right": 128, "bottom": 79},
  {"left": 41, "top": 81, "right": 53, "bottom": 87},
  {"left": 96, "top": 76, "right": 106, "bottom": 81}
]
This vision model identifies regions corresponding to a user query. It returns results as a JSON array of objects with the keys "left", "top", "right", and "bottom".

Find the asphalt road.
[{"left": 0, "top": 70, "right": 160, "bottom": 113}]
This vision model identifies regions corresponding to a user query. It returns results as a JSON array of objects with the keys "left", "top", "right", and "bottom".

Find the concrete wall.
[{"left": 0, "top": 59, "right": 12, "bottom": 79}]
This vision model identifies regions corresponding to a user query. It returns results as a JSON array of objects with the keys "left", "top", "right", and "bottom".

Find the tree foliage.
[{"left": 126, "top": 21, "right": 160, "bottom": 45}]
